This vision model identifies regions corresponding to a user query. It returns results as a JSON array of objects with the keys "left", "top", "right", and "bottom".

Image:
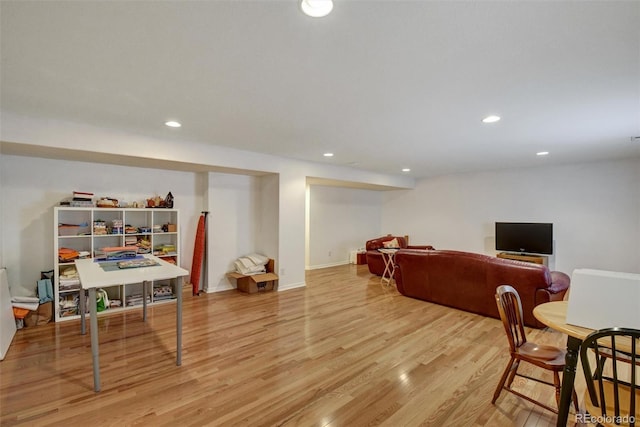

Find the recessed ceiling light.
[
  {"left": 537, "top": 151, "right": 549, "bottom": 156},
  {"left": 482, "top": 115, "right": 501, "bottom": 124},
  {"left": 301, "top": 0, "right": 333, "bottom": 17},
  {"left": 323, "top": 152, "right": 334, "bottom": 157},
  {"left": 165, "top": 121, "right": 181, "bottom": 128},
  {"left": 402, "top": 168, "right": 411, "bottom": 172}
]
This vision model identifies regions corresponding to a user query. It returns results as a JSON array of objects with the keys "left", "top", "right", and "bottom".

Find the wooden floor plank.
[{"left": 0, "top": 264, "right": 584, "bottom": 426}]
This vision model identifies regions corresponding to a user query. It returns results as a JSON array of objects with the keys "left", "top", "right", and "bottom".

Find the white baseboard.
[
  {"left": 204, "top": 281, "right": 306, "bottom": 292},
  {"left": 204, "top": 283, "right": 234, "bottom": 293},
  {"left": 306, "top": 260, "right": 350, "bottom": 270},
  {"left": 277, "top": 281, "right": 306, "bottom": 291}
]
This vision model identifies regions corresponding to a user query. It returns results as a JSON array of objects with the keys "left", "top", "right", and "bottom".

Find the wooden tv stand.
[{"left": 497, "top": 252, "right": 547, "bottom": 266}]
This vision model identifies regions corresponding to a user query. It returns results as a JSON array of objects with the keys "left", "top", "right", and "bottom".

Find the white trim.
[
  {"left": 278, "top": 281, "right": 306, "bottom": 291},
  {"left": 306, "top": 260, "right": 350, "bottom": 270}
]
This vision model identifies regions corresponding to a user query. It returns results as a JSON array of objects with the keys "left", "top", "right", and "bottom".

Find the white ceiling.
[{"left": 1, "top": 1, "right": 639, "bottom": 178}]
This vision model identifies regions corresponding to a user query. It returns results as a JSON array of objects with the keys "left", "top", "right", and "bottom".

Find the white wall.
[
  {"left": 0, "top": 149, "right": 3, "bottom": 271},
  {"left": 256, "top": 174, "right": 279, "bottom": 267},
  {"left": 306, "top": 185, "right": 383, "bottom": 269},
  {"left": 382, "top": 159, "right": 640, "bottom": 274},
  {"left": 0, "top": 155, "right": 203, "bottom": 296},
  {"left": 0, "top": 155, "right": 281, "bottom": 297},
  {"left": 277, "top": 169, "right": 307, "bottom": 289},
  {"left": 1, "top": 113, "right": 415, "bottom": 291},
  {"left": 204, "top": 172, "right": 279, "bottom": 292}
]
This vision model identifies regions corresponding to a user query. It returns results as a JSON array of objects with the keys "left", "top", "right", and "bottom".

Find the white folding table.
[{"left": 75, "top": 254, "right": 189, "bottom": 392}]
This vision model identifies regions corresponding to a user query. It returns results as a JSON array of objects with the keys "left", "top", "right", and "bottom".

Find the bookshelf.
[{"left": 53, "top": 207, "right": 180, "bottom": 322}]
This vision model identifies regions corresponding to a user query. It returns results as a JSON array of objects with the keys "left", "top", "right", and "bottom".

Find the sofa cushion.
[
  {"left": 366, "top": 235, "right": 407, "bottom": 251},
  {"left": 383, "top": 238, "right": 400, "bottom": 248}
]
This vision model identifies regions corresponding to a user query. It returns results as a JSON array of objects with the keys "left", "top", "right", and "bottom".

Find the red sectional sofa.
[
  {"left": 365, "top": 235, "right": 434, "bottom": 276},
  {"left": 394, "top": 249, "right": 570, "bottom": 328}
]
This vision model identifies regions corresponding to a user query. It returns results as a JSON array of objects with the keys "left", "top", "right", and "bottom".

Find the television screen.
[{"left": 495, "top": 222, "right": 553, "bottom": 255}]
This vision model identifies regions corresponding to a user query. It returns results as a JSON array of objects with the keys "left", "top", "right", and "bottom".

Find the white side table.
[{"left": 378, "top": 248, "right": 399, "bottom": 285}]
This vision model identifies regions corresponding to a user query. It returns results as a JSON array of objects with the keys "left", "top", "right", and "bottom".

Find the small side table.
[{"left": 378, "top": 248, "right": 399, "bottom": 285}]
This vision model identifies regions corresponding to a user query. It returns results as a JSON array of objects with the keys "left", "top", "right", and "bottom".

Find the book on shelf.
[
  {"left": 73, "top": 191, "right": 94, "bottom": 199},
  {"left": 70, "top": 200, "right": 94, "bottom": 207}
]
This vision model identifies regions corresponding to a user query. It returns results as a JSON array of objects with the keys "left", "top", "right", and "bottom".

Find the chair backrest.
[
  {"left": 580, "top": 327, "right": 640, "bottom": 426},
  {"left": 495, "top": 285, "right": 527, "bottom": 353}
]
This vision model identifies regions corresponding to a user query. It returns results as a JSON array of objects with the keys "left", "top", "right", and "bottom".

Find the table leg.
[
  {"left": 557, "top": 335, "right": 581, "bottom": 427},
  {"left": 388, "top": 255, "right": 396, "bottom": 285},
  {"left": 88, "top": 287, "right": 101, "bottom": 392},
  {"left": 176, "top": 277, "right": 182, "bottom": 366},
  {"left": 381, "top": 253, "right": 397, "bottom": 286},
  {"left": 142, "top": 280, "right": 148, "bottom": 322},
  {"left": 79, "top": 288, "right": 86, "bottom": 335},
  {"left": 381, "top": 253, "right": 392, "bottom": 285}
]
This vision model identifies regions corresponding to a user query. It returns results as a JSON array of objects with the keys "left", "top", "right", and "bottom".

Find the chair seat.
[
  {"left": 584, "top": 380, "right": 640, "bottom": 427},
  {"left": 517, "top": 342, "right": 566, "bottom": 366}
]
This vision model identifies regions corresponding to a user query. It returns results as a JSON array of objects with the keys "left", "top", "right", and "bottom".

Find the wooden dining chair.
[
  {"left": 580, "top": 327, "right": 640, "bottom": 427},
  {"left": 492, "top": 285, "right": 578, "bottom": 413}
]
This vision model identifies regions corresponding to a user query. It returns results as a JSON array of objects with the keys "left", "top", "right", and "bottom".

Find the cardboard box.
[
  {"left": 566, "top": 268, "right": 640, "bottom": 330},
  {"left": 227, "top": 259, "right": 278, "bottom": 294},
  {"left": 24, "top": 302, "right": 53, "bottom": 327}
]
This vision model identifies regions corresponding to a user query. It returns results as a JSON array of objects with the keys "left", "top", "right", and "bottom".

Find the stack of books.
[
  {"left": 126, "top": 294, "right": 151, "bottom": 307},
  {"left": 124, "top": 224, "right": 138, "bottom": 234},
  {"left": 59, "top": 266, "right": 81, "bottom": 291},
  {"left": 70, "top": 191, "right": 94, "bottom": 207},
  {"left": 111, "top": 219, "right": 123, "bottom": 234},
  {"left": 93, "top": 220, "right": 107, "bottom": 235}
]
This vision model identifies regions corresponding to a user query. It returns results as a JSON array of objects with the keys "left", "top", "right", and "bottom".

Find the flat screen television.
[{"left": 495, "top": 222, "right": 553, "bottom": 255}]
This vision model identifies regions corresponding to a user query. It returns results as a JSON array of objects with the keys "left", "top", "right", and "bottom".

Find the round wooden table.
[{"left": 533, "top": 301, "right": 594, "bottom": 427}]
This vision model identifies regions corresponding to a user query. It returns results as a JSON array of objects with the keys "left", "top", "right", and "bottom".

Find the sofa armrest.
[
  {"left": 548, "top": 271, "right": 570, "bottom": 295},
  {"left": 407, "top": 245, "right": 434, "bottom": 250},
  {"left": 533, "top": 271, "right": 571, "bottom": 326},
  {"left": 365, "top": 236, "right": 387, "bottom": 251}
]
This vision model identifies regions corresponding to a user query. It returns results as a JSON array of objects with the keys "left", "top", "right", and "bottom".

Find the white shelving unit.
[{"left": 53, "top": 207, "right": 180, "bottom": 322}]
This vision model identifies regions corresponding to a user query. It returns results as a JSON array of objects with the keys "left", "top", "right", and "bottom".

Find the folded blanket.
[
  {"left": 234, "top": 260, "right": 266, "bottom": 275},
  {"left": 237, "top": 257, "right": 255, "bottom": 269},
  {"left": 12, "top": 299, "right": 39, "bottom": 311},
  {"left": 247, "top": 253, "right": 269, "bottom": 265},
  {"left": 11, "top": 296, "right": 39, "bottom": 303},
  {"left": 234, "top": 253, "right": 269, "bottom": 275}
]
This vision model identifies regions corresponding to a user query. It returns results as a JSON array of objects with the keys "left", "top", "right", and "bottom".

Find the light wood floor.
[{"left": 1, "top": 264, "right": 588, "bottom": 426}]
